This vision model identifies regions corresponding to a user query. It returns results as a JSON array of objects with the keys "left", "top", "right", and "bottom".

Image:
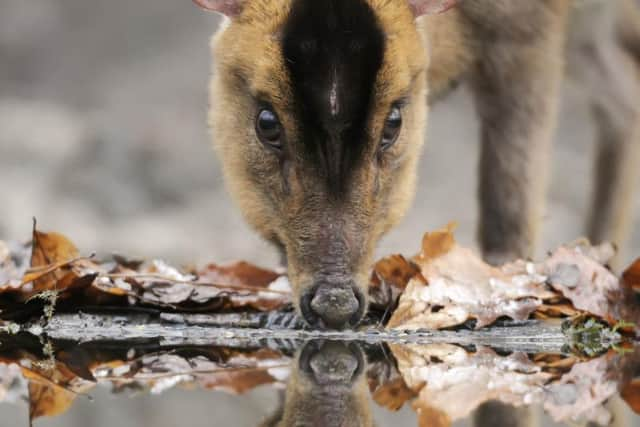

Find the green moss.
[
  {"left": 26, "top": 289, "right": 60, "bottom": 323},
  {"left": 562, "top": 316, "right": 622, "bottom": 357}
]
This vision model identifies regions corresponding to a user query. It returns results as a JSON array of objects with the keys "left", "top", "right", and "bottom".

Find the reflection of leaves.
[
  {"left": 0, "top": 333, "right": 292, "bottom": 422},
  {"left": 28, "top": 382, "right": 76, "bottom": 421},
  {"left": 390, "top": 342, "right": 630, "bottom": 426},
  {"left": 19, "top": 355, "right": 94, "bottom": 424},
  {"left": 621, "top": 379, "right": 640, "bottom": 414},
  {"left": 367, "top": 358, "right": 417, "bottom": 412},
  {"left": 414, "top": 401, "right": 451, "bottom": 427},
  {"left": 371, "top": 377, "right": 417, "bottom": 412}
]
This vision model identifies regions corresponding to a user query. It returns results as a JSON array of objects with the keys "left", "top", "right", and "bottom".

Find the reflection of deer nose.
[
  {"left": 307, "top": 284, "right": 362, "bottom": 329},
  {"left": 299, "top": 341, "right": 364, "bottom": 386}
]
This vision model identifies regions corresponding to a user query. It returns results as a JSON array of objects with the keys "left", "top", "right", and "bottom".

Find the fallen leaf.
[
  {"left": 388, "top": 226, "right": 554, "bottom": 330},
  {"left": 623, "top": 258, "right": 640, "bottom": 292},
  {"left": 541, "top": 246, "right": 620, "bottom": 321},
  {"left": 19, "top": 226, "right": 82, "bottom": 301},
  {"left": 197, "top": 261, "right": 291, "bottom": 311},
  {"left": 369, "top": 255, "right": 422, "bottom": 312},
  {"left": 388, "top": 225, "right": 632, "bottom": 331},
  {"left": 416, "top": 222, "right": 457, "bottom": 263}
]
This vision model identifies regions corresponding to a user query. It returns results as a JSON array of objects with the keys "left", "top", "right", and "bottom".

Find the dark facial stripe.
[{"left": 282, "top": 0, "right": 385, "bottom": 197}]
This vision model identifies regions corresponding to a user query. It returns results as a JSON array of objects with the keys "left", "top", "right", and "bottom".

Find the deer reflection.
[{"left": 261, "top": 340, "right": 374, "bottom": 427}]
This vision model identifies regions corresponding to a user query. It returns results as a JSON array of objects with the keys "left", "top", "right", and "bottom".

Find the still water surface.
[{"left": 1, "top": 318, "right": 639, "bottom": 427}]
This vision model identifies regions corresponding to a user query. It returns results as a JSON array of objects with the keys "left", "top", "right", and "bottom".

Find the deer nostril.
[{"left": 308, "top": 285, "right": 361, "bottom": 329}]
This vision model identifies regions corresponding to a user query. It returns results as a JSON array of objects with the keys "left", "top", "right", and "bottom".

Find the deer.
[{"left": 193, "top": 0, "right": 640, "bottom": 331}]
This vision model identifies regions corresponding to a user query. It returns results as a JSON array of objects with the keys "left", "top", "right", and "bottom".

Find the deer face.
[{"left": 197, "top": 0, "right": 456, "bottom": 328}]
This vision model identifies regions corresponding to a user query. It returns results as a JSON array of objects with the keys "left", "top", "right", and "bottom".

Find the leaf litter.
[{"left": 1, "top": 222, "right": 639, "bottom": 425}]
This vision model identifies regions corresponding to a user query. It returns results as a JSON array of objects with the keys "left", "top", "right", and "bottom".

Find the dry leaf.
[
  {"left": 388, "top": 225, "right": 632, "bottom": 331},
  {"left": 415, "top": 222, "right": 457, "bottom": 263},
  {"left": 623, "top": 258, "right": 640, "bottom": 292},
  {"left": 1, "top": 227, "right": 294, "bottom": 316},
  {"left": 3, "top": 224, "right": 636, "bottom": 331},
  {"left": 388, "top": 226, "right": 555, "bottom": 330},
  {"left": 369, "top": 255, "right": 422, "bottom": 311},
  {"left": 197, "top": 262, "right": 290, "bottom": 311},
  {"left": 28, "top": 228, "right": 80, "bottom": 296},
  {"left": 541, "top": 246, "right": 620, "bottom": 321}
]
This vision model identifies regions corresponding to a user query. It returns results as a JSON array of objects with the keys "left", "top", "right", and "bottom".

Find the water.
[{"left": 1, "top": 315, "right": 639, "bottom": 427}]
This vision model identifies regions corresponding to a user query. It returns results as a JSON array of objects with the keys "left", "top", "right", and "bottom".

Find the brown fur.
[
  {"left": 209, "top": 0, "right": 429, "bottom": 325},
  {"left": 205, "top": 0, "right": 640, "bottom": 327}
]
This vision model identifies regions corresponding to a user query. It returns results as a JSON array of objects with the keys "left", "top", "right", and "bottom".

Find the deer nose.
[{"left": 302, "top": 283, "right": 364, "bottom": 329}]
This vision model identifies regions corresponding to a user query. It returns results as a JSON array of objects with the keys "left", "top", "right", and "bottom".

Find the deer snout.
[{"left": 300, "top": 281, "right": 365, "bottom": 329}]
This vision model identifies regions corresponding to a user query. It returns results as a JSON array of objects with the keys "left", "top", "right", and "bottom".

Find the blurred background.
[{"left": 0, "top": 0, "right": 639, "bottom": 426}]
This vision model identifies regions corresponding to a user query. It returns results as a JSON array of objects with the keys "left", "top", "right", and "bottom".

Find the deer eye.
[
  {"left": 256, "top": 108, "right": 283, "bottom": 149},
  {"left": 381, "top": 106, "right": 402, "bottom": 151}
]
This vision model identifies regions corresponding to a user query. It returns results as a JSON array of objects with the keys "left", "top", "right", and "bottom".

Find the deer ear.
[
  {"left": 408, "top": 0, "right": 459, "bottom": 16},
  {"left": 192, "top": 0, "right": 245, "bottom": 17}
]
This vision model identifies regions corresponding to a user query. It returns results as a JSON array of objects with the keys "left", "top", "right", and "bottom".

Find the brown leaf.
[
  {"left": 199, "top": 261, "right": 280, "bottom": 289},
  {"left": 369, "top": 255, "right": 422, "bottom": 311},
  {"left": 197, "top": 261, "right": 290, "bottom": 311},
  {"left": 415, "top": 222, "right": 457, "bottom": 263},
  {"left": 388, "top": 227, "right": 554, "bottom": 330},
  {"left": 387, "top": 225, "right": 630, "bottom": 331},
  {"left": 372, "top": 255, "right": 421, "bottom": 291},
  {"left": 25, "top": 228, "right": 80, "bottom": 299},
  {"left": 623, "top": 258, "right": 640, "bottom": 292}
]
